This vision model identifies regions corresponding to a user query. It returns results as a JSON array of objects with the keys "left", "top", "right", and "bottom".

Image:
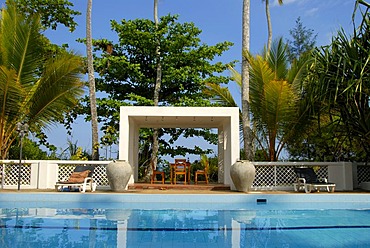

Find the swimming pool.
[{"left": 0, "top": 193, "right": 370, "bottom": 247}]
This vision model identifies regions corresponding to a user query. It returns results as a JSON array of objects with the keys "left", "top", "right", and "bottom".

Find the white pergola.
[{"left": 119, "top": 106, "right": 240, "bottom": 188}]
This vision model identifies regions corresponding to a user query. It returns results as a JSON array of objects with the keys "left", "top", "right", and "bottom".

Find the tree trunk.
[
  {"left": 265, "top": 0, "right": 272, "bottom": 52},
  {"left": 265, "top": 0, "right": 283, "bottom": 53},
  {"left": 150, "top": 0, "right": 162, "bottom": 172},
  {"left": 86, "top": 0, "right": 99, "bottom": 160},
  {"left": 241, "top": 0, "right": 254, "bottom": 160},
  {"left": 269, "top": 134, "right": 276, "bottom": 161}
]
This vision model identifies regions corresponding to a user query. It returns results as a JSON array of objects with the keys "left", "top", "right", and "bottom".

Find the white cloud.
[{"left": 305, "top": 7, "right": 319, "bottom": 17}]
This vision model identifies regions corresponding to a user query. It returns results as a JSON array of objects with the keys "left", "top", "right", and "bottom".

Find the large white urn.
[
  {"left": 106, "top": 160, "right": 132, "bottom": 191},
  {"left": 230, "top": 160, "right": 255, "bottom": 192}
]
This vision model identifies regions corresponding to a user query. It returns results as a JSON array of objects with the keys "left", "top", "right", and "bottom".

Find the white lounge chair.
[
  {"left": 55, "top": 165, "right": 96, "bottom": 193},
  {"left": 293, "top": 167, "right": 336, "bottom": 193}
]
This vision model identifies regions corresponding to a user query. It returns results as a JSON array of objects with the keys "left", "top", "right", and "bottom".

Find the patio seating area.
[{"left": 150, "top": 157, "right": 209, "bottom": 185}]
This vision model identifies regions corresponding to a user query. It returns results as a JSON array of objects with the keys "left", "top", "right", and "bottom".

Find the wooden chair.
[
  {"left": 195, "top": 154, "right": 209, "bottom": 184},
  {"left": 150, "top": 161, "right": 165, "bottom": 184},
  {"left": 173, "top": 158, "right": 187, "bottom": 184}
]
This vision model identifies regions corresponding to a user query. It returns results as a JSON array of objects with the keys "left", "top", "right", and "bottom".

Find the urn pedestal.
[
  {"left": 106, "top": 160, "right": 132, "bottom": 191},
  {"left": 230, "top": 160, "right": 255, "bottom": 192}
]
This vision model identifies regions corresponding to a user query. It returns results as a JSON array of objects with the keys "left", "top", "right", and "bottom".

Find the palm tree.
[
  {"left": 263, "top": 0, "right": 283, "bottom": 52},
  {"left": 245, "top": 38, "right": 312, "bottom": 160},
  {"left": 86, "top": 0, "right": 99, "bottom": 160},
  {"left": 241, "top": 0, "right": 253, "bottom": 160},
  {"left": 0, "top": 1, "right": 84, "bottom": 159},
  {"left": 206, "top": 39, "right": 312, "bottom": 161}
]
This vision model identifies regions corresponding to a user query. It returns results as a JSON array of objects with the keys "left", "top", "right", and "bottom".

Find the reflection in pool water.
[{"left": 1, "top": 207, "right": 370, "bottom": 247}]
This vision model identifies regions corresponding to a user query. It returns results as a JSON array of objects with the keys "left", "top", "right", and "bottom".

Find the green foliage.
[
  {"left": 190, "top": 154, "right": 218, "bottom": 183},
  {"left": 295, "top": 2, "right": 370, "bottom": 161},
  {"left": 207, "top": 38, "right": 313, "bottom": 161},
  {"left": 91, "top": 15, "right": 234, "bottom": 106},
  {"left": 73, "top": 14, "right": 234, "bottom": 161},
  {"left": 8, "top": 138, "right": 49, "bottom": 160},
  {"left": 287, "top": 115, "right": 367, "bottom": 161},
  {"left": 12, "top": 0, "right": 81, "bottom": 31},
  {"left": 69, "top": 147, "right": 88, "bottom": 160},
  {"left": 244, "top": 38, "right": 313, "bottom": 161},
  {"left": 58, "top": 139, "right": 90, "bottom": 160},
  {"left": 0, "top": 1, "right": 85, "bottom": 159},
  {"left": 286, "top": 17, "right": 317, "bottom": 63}
]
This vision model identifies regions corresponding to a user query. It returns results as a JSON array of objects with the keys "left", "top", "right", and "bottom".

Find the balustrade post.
[{"left": 16, "top": 122, "right": 28, "bottom": 190}]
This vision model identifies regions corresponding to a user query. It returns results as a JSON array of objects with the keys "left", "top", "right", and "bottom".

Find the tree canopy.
[
  {"left": 288, "top": 1, "right": 370, "bottom": 161},
  {"left": 286, "top": 16, "right": 317, "bottom": 63},
  {"left": 73, "top": 14, "right": 235, "bottom": 162},
  {"left": 12, "top": 0, "right": 81, "bottom": 31}
]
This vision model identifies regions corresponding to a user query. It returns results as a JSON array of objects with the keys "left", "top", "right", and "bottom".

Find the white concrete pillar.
[
  {"left": 223, "top": 119, "right": 232, "bottom": 187},
  {"left": 37, "top": 160, "right": 58, "bottom": 189},
  {"left": 130, "top": 124, "right": 139, "bottom": 183},
  {"left": 119, "top": 110, "right": 135, "bottom": 188},
  {"left": 225, "top": 109, "right": 240, "bottom": 189},
  {"left": 218, "top": 128, "right": 224, "bottom": 183},
  {"left": 328, "top": 162, "right": 353, "bottom": 191},
  {"left": 29, "top": 162, "right": 39, "bottom": 189}
]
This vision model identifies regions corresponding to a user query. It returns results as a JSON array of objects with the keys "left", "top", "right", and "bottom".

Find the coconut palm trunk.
[
  {"left": 150, "top": 0, "right": 162, "bottom": 173},
  {"left": 241, "top": 0, "right": 253, "bottom": 160},
  {"left": 265, "top": 0, "right": 272, "bottom": 52},
  {"left": 86, "top": 0, "right": 99, "bottom": 160},
  {"left": 263, "top": 0, "right": 283, "bottom": 53}
]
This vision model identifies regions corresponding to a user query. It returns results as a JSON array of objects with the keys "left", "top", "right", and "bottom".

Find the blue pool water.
[
  {"left": 0, "top": 193, "right": 370, "bottom": 247},
  {"left": 1, "top": 207, "right": 370, "bottom": 247}
]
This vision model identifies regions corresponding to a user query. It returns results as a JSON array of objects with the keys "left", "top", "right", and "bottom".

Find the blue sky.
[{"left": 1, "top": 0, "right": 363, "bottom": 158}]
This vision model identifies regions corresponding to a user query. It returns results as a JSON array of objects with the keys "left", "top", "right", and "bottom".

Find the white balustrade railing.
[
  {"left": 0, "top": 160, "right": 368, "bottom": 191},
  {"left": 251, "top": 161, "right": 360, "bottom": 191},
  {"left": 0, "top": 160, "right": 111, "bottom": 190}
]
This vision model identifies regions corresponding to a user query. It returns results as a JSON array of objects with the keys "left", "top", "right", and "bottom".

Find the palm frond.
[
  {"left": 26, "top": 52, "right": 84, "bottom": 127},
  {"left": 267, "top": 38, "right": 288, "bottom": 79},
  {"left": 0, "top": 2, "right": 42, "bottom": 87},
  {"left": 228, "top": 65, "right": 242, "bottom": 88},
  {"left": 0, "top": 2, "right": 85, "bottom": 158},
  {"left": 204, "top": 82, "right": 238, "bottom": 107},
  {"left": 248, "top": 54, "right": 275, "bottom": 117},
  {"left": 0, "top": 66, "right": 23, "bottom": 120}
]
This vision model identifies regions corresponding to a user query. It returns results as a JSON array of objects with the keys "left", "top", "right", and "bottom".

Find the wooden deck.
[{"left": 128, "top": 182, "right": 230, "bottom": 191}]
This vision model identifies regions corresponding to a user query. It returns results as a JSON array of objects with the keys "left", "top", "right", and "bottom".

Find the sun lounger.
[
  {"left": 55, "top": 165, "right": 96, "bottom": 193},
  {"left": 293, "top": 167, "right": 336, "bottom": 193}
]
